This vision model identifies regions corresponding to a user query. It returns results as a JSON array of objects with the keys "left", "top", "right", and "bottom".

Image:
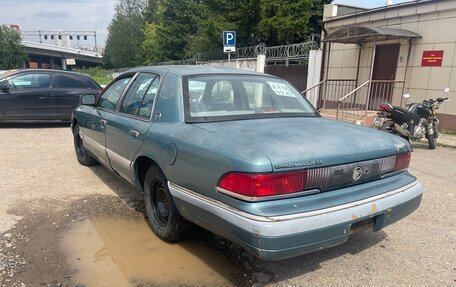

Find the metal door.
[
  {"left": 369, "top": 44, "right": 400, "bottom": 110},
  {"left": 105, "top": 73, "right": 160, "bottom": 182},
  {"left": 1, "top": 73, "right": 56, "bottom": 120}
]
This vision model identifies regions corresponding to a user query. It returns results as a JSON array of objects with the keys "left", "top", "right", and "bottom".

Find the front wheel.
[
  {"left": 428, "top": 135, "right": 436, "bottom": 149},
  {"left": 73, "top": 124, "right": 98, "bottom": 166},
  {"left": 144, "top": 166, "right": 192, "bottom": 241}
]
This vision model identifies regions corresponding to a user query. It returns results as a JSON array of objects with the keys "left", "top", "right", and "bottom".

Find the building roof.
[
  {"left": 22, "top": 41, "right": 102, "bottom": 58},
  {"left": 324, "top": 0, "right": 434, "bottom": 22},
  {"left": 323, "top": 25, "right": 421, "bottom": 44}
]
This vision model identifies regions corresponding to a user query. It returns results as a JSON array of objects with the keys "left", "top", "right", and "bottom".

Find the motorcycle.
[{"left": 373, "top": 89, "right": 450, "bottom": 149}]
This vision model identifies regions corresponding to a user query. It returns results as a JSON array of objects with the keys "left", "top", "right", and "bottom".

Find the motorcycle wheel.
[{"left": 428, "top": 135, "right": 436, "bottom": 149}]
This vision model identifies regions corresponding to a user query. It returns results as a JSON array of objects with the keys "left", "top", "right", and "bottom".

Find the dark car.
[{"left": 0, "top": 69, "right": 102, "bottom": 121}]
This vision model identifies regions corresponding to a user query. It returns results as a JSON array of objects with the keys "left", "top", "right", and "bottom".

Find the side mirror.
[
  {"left": 0, "top": 80, "right": 9, "bottom": 91},
  {"left": 403, "top": 94, "right": 410, "bottom": 99},
  {"left": 80, "top": 94, "right": 97, "bottom": 106}
]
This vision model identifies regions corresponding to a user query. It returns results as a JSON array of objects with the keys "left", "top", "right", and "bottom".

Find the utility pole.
[{"left": 94, "top": 31, "right": 97, "bottom": 52}]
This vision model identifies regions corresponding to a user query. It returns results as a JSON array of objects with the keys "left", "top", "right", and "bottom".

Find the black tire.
[
  {"left": 144, "top": 166, "right": 191, "bottom": 241},
  {"left": 73, "top": 124, "right": 98, "bottom": 166},
  {"left": 428, "top": 134, "right": 436, "bottom": 149}
]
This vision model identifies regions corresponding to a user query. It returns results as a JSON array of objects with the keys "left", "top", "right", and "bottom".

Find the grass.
[{"left": 74, "top": 67, "right": 113, "bottom": 86}]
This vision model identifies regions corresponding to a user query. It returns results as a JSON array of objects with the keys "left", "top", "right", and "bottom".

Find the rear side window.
[
  {"left": 98, "top": 77, "right": 132, "bottom": 111},
  {"left": 119, "top": 73, "right": 160, "bottom": 118},
  {"left": 57, "top": 74, "right": 89, "bottom": 89},
  {"left": 155, "top": 73, "right": 180, "bottom": 123},
  {"left": 87, "top": 78, "right": 102, "bottom": 90},
  {"left": 9, "top": 73, "right": 51, "bottom": 89}
]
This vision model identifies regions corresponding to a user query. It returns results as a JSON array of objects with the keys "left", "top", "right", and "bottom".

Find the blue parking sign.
[{"left": 223, "top": 31, "right": 236, "bottom": 46}]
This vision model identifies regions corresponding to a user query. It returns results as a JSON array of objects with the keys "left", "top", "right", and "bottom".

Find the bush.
[{"left": 74, "top": 67, "right": 113, "bottom": 86}]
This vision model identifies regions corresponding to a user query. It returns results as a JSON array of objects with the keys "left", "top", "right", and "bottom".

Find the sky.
[
  {"left": 0, "top": 0, "right": 414, "bottom": 49},
  {"left": 0, "top": 0, "right": 117, "bottom": 49}
]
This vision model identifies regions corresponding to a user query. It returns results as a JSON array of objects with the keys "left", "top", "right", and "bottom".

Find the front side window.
[
  {"left": 119, "top": 73, "right": 160, "bottom": 118},
  {"left": 9, "top": 73, "right": 51, "bottom": 89},
  {"left": 98, "top": 76, "right": 132, "bottom": 111},
  {"left": 185, "top": 74, "right": 317, "bottom": 122}
]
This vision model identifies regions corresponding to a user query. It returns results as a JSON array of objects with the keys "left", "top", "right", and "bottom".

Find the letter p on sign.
[{"left": 223, "top": 31, "right": 236, "bottom": 46}]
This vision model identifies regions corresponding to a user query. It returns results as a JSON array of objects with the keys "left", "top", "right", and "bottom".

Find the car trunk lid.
[{"left": 193, "top": 117, "right": 410, "bottom": 171}]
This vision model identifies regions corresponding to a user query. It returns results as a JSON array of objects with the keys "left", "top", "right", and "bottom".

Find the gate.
[
  {"left": 265, "top": 65, "right": 308, "bottom": 91},
  {"left": 263, "top": 39, "right": 319, "bottom": 92}
]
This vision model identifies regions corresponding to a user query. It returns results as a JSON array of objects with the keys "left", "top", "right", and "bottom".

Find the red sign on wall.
[{"left": 421, "top": 50, "right": 444, "bottom": 66}]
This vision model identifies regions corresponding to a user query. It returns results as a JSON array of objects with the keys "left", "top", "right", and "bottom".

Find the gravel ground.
[{"left": 0, "top": 123, "right": 455, "bottom": 286}]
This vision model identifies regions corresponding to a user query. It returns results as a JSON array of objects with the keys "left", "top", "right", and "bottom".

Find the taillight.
[
  {"left": 394, "top": 152, "right": 411, "bottom": 171},
  {"left": 380, "top": 103, "right": 393, "bottom": 111},
  {"left": 217, "top": 170, "right": 308, "bottom": 199},
  {"left": 380, "top": 152, "right": 411, "bottom": 174},
  {"left": 219, "top": 152, "right": 411, "bottom": 201}
]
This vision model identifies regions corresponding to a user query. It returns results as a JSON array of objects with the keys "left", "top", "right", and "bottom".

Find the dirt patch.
[
  {"left": 2, "top": 194, "right": 268, "bottom": 287},
  {"left": 2, "top": 195, "right": 139, "bottom": 286}
]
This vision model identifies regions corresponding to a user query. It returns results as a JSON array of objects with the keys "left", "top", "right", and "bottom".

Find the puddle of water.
[{"left": 60, "top": 217, "right": 236, "bottom": 287}]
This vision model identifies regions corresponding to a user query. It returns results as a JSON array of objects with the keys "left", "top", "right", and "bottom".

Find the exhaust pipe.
[{"left": 393, "top": 123, "right": 409, "bottom": 138}]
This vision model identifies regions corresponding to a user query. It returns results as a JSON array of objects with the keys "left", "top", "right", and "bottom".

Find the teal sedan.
[{"left": 71, "top": 66, "right": 423, "bottom": 261}]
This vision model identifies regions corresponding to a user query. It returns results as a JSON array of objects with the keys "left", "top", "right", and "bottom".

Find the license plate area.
[
  {"left": 373, "top": 117, "right": 385, "bottom": 128},
  {"left": 349, "top": 217, "right": 375, "bottom": 235}
]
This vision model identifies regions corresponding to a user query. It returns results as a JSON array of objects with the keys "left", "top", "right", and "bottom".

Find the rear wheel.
[
  {"left": 73, "top": 124, "right": 98, "bottom": 166},
  {"left": 428, "top": 135, "right": 436, "bottom": 149},
  {"left": 144, "top": 166, "right": 191, "bottom": 241}
]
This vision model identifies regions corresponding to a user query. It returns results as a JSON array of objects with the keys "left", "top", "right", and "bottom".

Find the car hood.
[{"left": 192, "top": 117, "right": 410, "bottom": 171}]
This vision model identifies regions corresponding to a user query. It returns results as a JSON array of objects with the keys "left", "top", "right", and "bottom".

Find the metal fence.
[
  {"left": 158, "top": 35, "right": 320, "bottom": 66},
  {"left": 336, "top": 80, "right": 405, "bottom": 123}
]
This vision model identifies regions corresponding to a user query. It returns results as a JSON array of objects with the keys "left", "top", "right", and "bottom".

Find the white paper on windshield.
[{"left": 268, "top": 82, "right": 295, "bottom": 97}]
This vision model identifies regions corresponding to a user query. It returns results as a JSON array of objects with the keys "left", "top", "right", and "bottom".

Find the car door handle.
[
  {"left": 100, "top": 119, "right": 107, "bottom": 130},
  {"left": 39, "top": 94, "right": 52, "bottom": 100},
  {"left": 129, "top": 130, "right": 140, "bottom": 137}
]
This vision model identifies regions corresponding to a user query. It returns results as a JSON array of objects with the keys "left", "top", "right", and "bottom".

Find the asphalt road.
[{"left": 0, "top": 123, "right": 454, "bottom": 286}]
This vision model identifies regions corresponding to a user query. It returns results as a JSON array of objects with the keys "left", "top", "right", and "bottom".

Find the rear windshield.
[{"left": 184, "top": 74, "right": 317, "bottom": 122}]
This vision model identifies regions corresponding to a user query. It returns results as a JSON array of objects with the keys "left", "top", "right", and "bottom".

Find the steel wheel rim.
[{"left": 152, "top": 183, "right": 169, "bottom": 227}]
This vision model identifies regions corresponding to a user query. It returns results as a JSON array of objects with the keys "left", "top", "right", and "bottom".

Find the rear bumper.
[{"left": 169, "top": 180, "right": 423, "bottom": 261}]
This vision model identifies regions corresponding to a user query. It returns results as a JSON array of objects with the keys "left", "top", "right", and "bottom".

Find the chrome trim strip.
[
  {"left": 106, "top": 148, "right": 132, "bottom": 171},
  {"left": 82, "top": 134, "right": 106, "bottom": 156},
  {"left": 169, "top": 181, "right": 423, "bottom": 237},
  {"left": 216, "top": 186, "right": 320, "bottom": 202}
]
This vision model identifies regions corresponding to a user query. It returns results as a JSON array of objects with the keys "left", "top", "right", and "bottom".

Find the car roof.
[
  {"left": 128, "top": 65, "right": 278, "bottom": 77},
  {"left": 11, "top": 69, "right": 90, "bottom": 78}
]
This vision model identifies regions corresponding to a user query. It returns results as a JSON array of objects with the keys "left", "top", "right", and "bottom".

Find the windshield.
[{"left": 184, "top": 74, "right": 317, "bottom": 122}]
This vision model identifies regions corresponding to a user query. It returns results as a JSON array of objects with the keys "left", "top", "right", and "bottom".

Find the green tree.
[
  {"left": 309, "top": 0, "right": 332, "bottom": 36},
  {"left": 139, "top": 0, "right": 329, "bottom": 63},
  {"left": 0, "top": 25, "right": 27, "bottom": 70},
  {"left": 185, "top": 1, "right": 233, "bottom": 56},
  {"left": 141, "top": 0, "right": 197, "bottom": 63},
  {"left": 258, "top": 0, "right": 313, "bottom": 46},
  {"left": 104, "top": 0, "right": 147, "bottom": 68},
  {"left": 185, "top": 0, "right": 261, "bottom": 56}
]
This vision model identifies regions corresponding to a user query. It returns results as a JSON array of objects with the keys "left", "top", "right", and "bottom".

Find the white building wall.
[{"left": 323, "top": 0, "right": 456, "bottom": 121}]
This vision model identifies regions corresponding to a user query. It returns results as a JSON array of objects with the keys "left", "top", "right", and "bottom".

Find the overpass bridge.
[{"left": 22, "top": 41, "right": 103, "bottom": 69}]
